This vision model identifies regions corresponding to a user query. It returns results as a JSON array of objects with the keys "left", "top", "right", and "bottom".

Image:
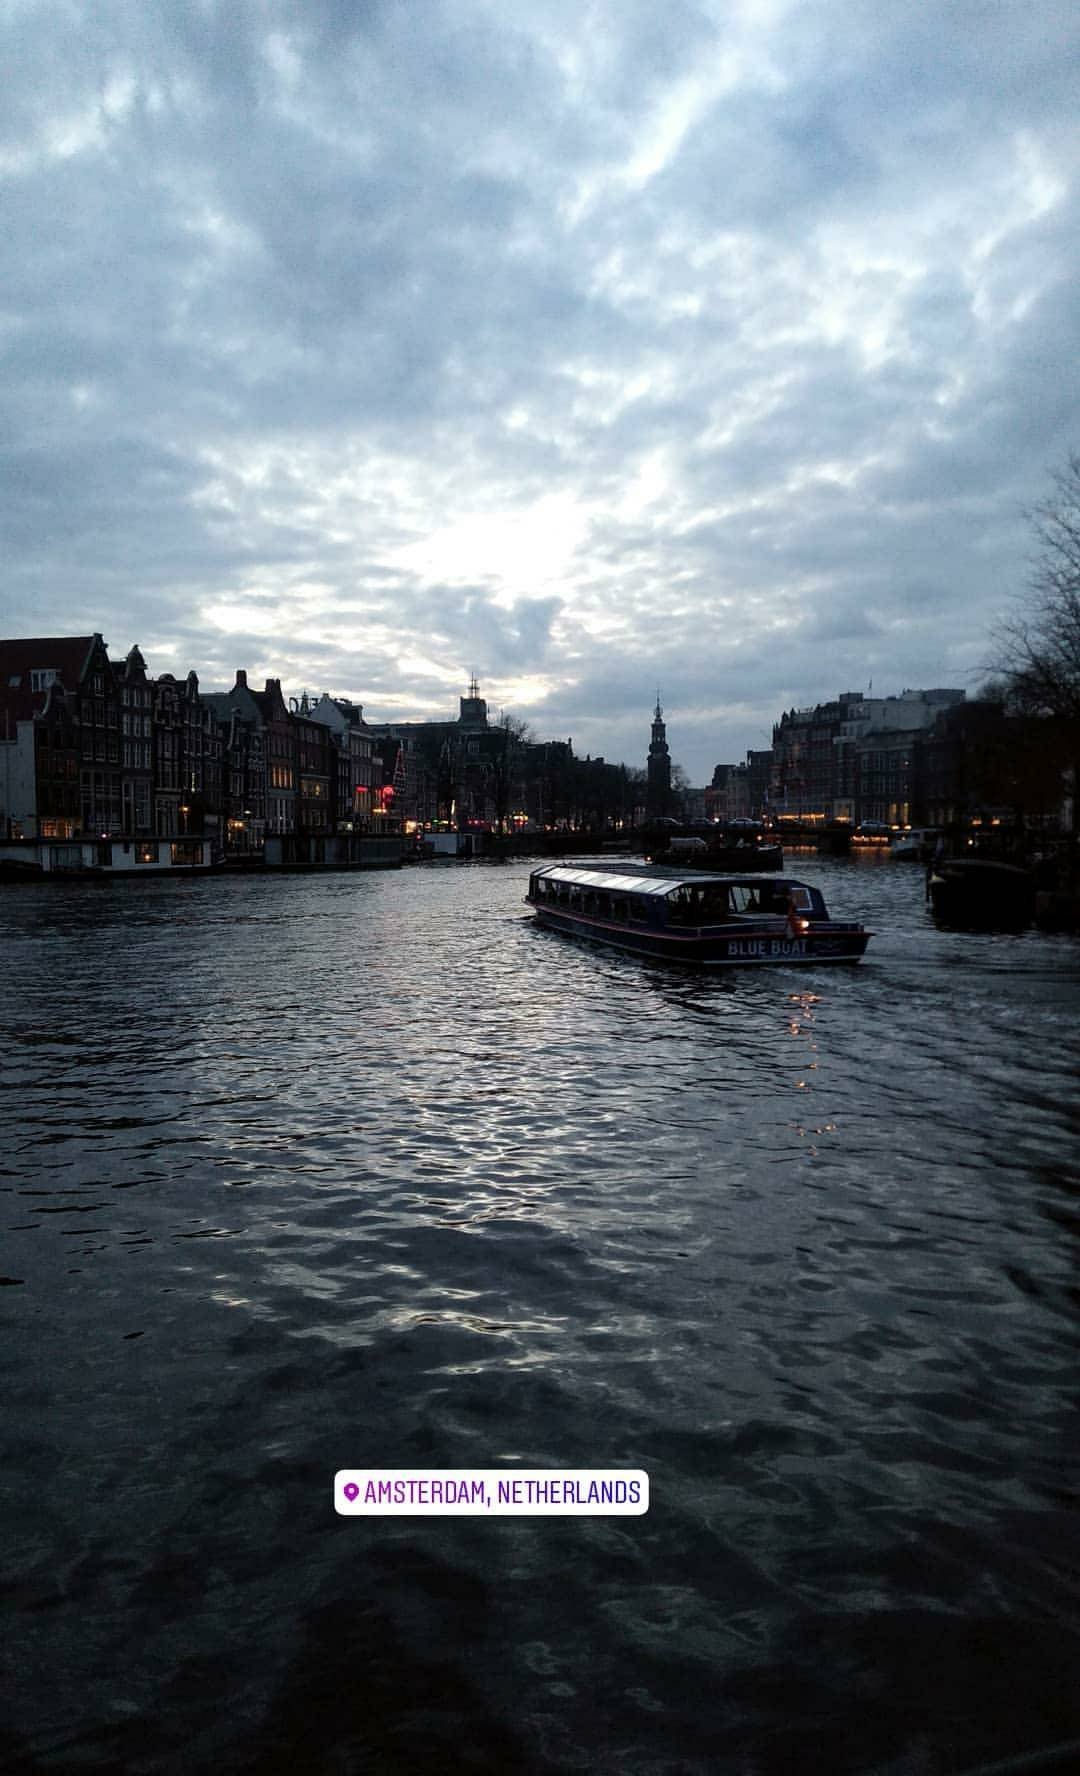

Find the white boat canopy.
[
  {"left": 532, "top": 865, "right": 759, "bottom": 897},
  {"left": 533, "top": 866, "right": 686, "bottom": 895}
]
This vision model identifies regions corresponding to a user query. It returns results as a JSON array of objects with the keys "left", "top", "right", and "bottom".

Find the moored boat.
[
  {"left": 525, "top": 863, "right": 872, "bottom": 966},
  {"left": 645, "top": 823, "right": 784, "bottom": 873},
  {"left": 890, "top": 827, "right": 940, "bottom": 862},
  {"left": 0, "top": 836, "right": 220, "bottom": 880},
  {"left": 927, "top": 857, "right": 1035, "bottom": 928},
  {"left": 693, "top": 840, "right": 785, "bottom": 872}
]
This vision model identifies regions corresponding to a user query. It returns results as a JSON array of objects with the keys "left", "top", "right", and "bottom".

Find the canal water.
[{"left": 2, "top": 856, "right": 1078, "bottom": 1775}]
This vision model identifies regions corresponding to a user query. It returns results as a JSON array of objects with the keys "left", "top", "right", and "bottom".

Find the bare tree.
[
  {"left": 990, "top": 453, "right": 1080, "bottom": 835},
  {"left": 495, "top": 711, "right": 536, "bottom": 746},
  {"left": 492, "top": 711, "right": 535, "bottom": 833},
  {"left": 993, "top": 451, "right": 1080, "bottom": 721}
]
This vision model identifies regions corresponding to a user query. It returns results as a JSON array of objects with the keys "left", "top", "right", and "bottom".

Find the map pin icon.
[{"left": 343, "top": 1482, "right": 360, "bottom": 1502}]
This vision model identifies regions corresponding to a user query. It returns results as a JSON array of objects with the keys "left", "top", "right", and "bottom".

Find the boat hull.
[{"left": 532, "top": 904, "right": 870, "bottom": 966}]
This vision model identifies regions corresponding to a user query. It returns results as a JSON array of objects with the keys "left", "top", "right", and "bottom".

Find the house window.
[{"left": 30, "top": 669, "right": 58, "bottom": 691}]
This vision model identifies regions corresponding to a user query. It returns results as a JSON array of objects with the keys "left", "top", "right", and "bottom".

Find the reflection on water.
[{"left": 2, "top": 857, "right": 1079, "bottom": 1774}]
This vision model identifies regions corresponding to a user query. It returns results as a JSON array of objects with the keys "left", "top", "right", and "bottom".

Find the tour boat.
[{"left": 526, "top": 863, "right": 872, "bottom": 966}]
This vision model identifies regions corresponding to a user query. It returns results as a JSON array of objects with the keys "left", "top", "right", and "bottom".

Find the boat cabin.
[{"left": 527, "top": 866, "right": 824, "bottom": 929}]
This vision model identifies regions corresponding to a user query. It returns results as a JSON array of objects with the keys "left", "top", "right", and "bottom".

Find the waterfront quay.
[{"left": 3, "top": 855, "right": 1079, "bottom": 1775}]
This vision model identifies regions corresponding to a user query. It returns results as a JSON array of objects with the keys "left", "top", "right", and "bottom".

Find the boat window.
[
  {"left": 753, "top": 884, "right": 792, "bottom": 915},
  {"left": 668, "top": 885, "right": 710, "bottom": 925},
  {"left": 729, "top": 885, "right": 763, "bottom": 914},
  {"left": 611, "top": 898, "right": 629, "bottom": 922},
  {"left": 698, "top": 886, "right": 730, "bottom": 918}
]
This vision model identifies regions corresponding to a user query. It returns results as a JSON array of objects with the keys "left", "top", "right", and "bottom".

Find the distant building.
[
  {"left": 746, "top": 749, "right": 773, "bottom": 817},
  {"left": 306, "top": 694, "right": 375, "bottom": 832},
  {"left": 705, "top": 749, "right": 773, "bottom": 823},
  {"left": 366, "top": 678, "right": 519, "bottom": 831},
  {"left": 0, "top": 633, "right": 138, "bottom": 839},
  {"left": 288, "top": 693, "right": 333, "bottom": 835},
  {"left": 681, "top": 785, "right": 707, "bottom": 823},
  {"left": 705, "top": 763, "right": 744, "bottom": 823},
  {"left": 254, "top": 678, "right": 297, "bottom": 837},
  {"left": 150, "top": 668, "right": 222, "bottom": 843},
  {"left": 199, "top": 671, "right": 267, "bottom": 855},
  {"left": 1, "top": 633, "right": 235, "bottom": 849},
  {"left": 771, "top": 688, "right": 966, "bottom": 823},
  {"left": 0, "top": 634, "right": 95, "bottom": 838}
]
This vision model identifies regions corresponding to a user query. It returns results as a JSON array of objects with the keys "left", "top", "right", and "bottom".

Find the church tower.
[
  {"left": 458, "top": 674, "right": 488, "bottom": 731},
  {"left": 646, "top": 694, "right": 673, "bottom": 819}
]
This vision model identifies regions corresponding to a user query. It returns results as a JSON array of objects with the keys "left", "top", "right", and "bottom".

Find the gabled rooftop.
[{"left": 0, "top": 635, "right": 102, "bottom": 722}]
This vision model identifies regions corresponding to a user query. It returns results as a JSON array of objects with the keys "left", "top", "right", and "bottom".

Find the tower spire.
[{"left": 646, "top": 694, "right": 672, "bottom": 819}]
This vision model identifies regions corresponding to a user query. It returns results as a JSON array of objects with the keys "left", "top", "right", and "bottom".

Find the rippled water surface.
[{"left": 3, "top": 856, "right": 1079, "bottom": 1774}]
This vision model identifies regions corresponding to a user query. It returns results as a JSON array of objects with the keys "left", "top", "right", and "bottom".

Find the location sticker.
[{"left": 335, "top": 1469, "right": 649, "bottom": 1515}]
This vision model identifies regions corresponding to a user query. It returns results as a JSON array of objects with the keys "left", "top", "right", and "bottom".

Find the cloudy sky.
[{"left": 3, "top": 0, "right": 1078, "bottom": 781}]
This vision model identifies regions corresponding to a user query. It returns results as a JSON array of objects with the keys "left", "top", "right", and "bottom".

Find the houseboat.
[
  {"left": 526, "top": 863, "right": 872, "bottom": 966},
  {"left": 0, "top": 836, "right": 220, "bottom": 881}
]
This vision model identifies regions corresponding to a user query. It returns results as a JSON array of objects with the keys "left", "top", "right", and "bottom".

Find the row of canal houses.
[
  {"left": 707, "top": 688, "right": 1075, "bottom": 833},
  {"left": 0, "top": 634, "right": 520, "bottom": 864}
]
